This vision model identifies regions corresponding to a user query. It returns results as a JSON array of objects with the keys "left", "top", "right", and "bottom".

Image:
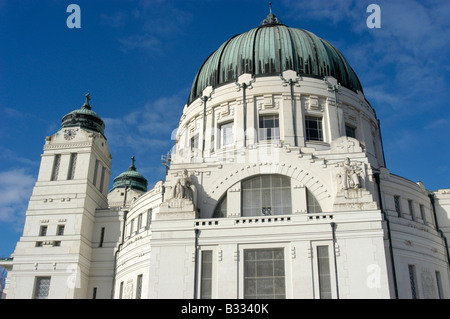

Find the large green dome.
[{"left": 188, "top": 10, "right": 363, "bottom": 104}]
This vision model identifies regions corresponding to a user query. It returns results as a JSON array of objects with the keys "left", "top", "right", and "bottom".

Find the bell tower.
[{"left": 6, "top": 94, "right": 112, "bottom": 299}]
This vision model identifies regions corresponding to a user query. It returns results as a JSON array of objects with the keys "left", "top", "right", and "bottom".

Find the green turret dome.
[
  {"left": 188, "top": 9, "right": 363, "bottom": 104},
  {"left": 61, "top": 93, "right": 106, "bottom": 136},
  {"left": 111, "top": 156, "right": 148, "bottom": 193}
]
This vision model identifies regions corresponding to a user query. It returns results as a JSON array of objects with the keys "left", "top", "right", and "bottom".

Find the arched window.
[
  {"left": 306, "top": 189, "right": 322, "bottom": 213},
  {"left": 242, "top": 175, "right": 291, "bottom": 216},
  {"left": 213, "top": 195, "right": 227, "bottom": 218},
  {"left": 212, "top": 175, "right": 322, "bottom": 218}
]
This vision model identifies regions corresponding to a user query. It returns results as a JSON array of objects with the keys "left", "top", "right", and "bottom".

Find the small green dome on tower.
[
  {"left": 61, "top": 93, "right": 106, "bottom": 137},
  {"left": 111, "top": 156, "right": 148, "bottom": 193}
]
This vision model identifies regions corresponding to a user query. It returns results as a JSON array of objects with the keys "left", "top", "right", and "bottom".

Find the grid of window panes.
[
  {"left": 408, "top": 265, "right": 418, "bottom": 299},
  {"left": 213, "top": 195, "right": 227, "bottom": 218},
  {"left": 200, "top": 251, "right": 213, "bottom": 299},
  {"left": 34, "top": 277, "right": 51, "bottom": 299},
  {"left": 242, "top": 175, "right": 292, "bottom": 217},
  {"left": 67, "top": 153, "right": 77, "bottom": 180},
  {"left": 259, "top": 115, "right": 280, "bottom": 141},
  {"left": 51, "top": 154, "right": 61, "bottom": 181},
  {"left": 345, "top": 125, "right": 356, "bottom": 138},
  {"left": 306, "top": 189, "right": 322, "bottom": 213},
  {"left": 317, "top": 246, "right": 332, "bottom": 299},
  {"left": 244, "top": 248, "right": 285, "bottom": 299},
  {"left": 394, "top": 195, "right": 402, "bottom": 217},
  {"left": 305, "top": 116, "right": 323, "bottom": 141},
  {"left": 136, "top": 274, "right": 143, "bottom": 299},
  {"left": 220, "top": 122, "right": 234, "bottom": 148}
]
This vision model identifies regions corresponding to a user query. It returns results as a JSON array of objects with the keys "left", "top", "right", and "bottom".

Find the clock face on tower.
[{"left": 64, "top": 129, "right": 76, "bottom": 140}]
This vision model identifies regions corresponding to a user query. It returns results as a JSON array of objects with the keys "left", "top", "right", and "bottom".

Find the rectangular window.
[
  {"left": 57, "top": 225, "right": 65, "bottom": 236},
  {"left": 200, "top": 250, "right": 213, "bottom": 299},
  {"left": 53, "top": 241, "right": 61, "bottom": 247},
  {"left": 92, "top": 287, "right": 97, "bottom": 299},
  {"left": 219, "top": 122, "right": 234, "bottom": 148},
  {"left": 34, "top": 277, "right": 51, "bottom": 299},
  {"left": 129, "top": 219, "right": 134, "bottom": 237},
  {"left": 191, "top": 134, "right": 199, "bottom": 150},
  {"left": 244, "top": 248, "right": 285, "bottom": 299},
  {"left": 408, "top": 200, "right": 415, "bottom": 221},
  {"left": 408, "top": 265, "right": 418, "bottom": 299},
  {"left": 39, "top": 225, "right": 48, "bottom": 237},
  {"left": 146, "top": 209, "right": 153, "bottom": 228},
  {"left": 99, "top": 227, "right": 105, "bottom": 248},
  {"left": 305, "top": 116, "right": 323, "bottom": 142},
  {"left": 136, "top": 274, "right": 143, "bottom": 299},
  {"left": 51, "top": 154, "right": 61, "bottom": 181},
  {"left": 93, "top": 159, "right": 99, "bottom": 186},
  {"left": 67, "top": 153, "right": 77, "bottom": 180},
  {"left": 137, "top": 214, "right": 143, "bottom": 233},
  {"left": 317, "top": 246, "right": 332, "bottom": 299},
  {"left": 394, "top": 195, "right": 402, "bottom": 217},
  {"left": 119, "top": 282, "right": 124, "bottom": 299},
  {"left": 345, "top": 125, "right": 356, "bottom": 138},
  {"left": 259, "top": 115, "right": 280, "bottom": 141},
  {"left": 99, "top": 167, "right": 106, "bottom": 193},
  {"left": 420, "top": 204, "right": 426, "bottom": 223},
  {"left": 436, "top": 271, "right": 443, "bottom": 299}
]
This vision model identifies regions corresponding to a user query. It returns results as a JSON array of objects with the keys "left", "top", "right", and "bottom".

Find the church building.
[{"left": 1, "top": 8, "right": 449, "bottom": 299}]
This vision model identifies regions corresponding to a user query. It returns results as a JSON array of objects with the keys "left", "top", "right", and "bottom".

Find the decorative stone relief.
[
  {"left": 333, "top": 157, "right": 377, "bottom": 211},
  {"left": 421, "top": 270, "right": 437, "bottom": 299},
  {"left": 158, "top": 169, "right": 198, "bottom": 220},
  {"left": 337, "top": 158, "right": 364, "bottom": 191}
]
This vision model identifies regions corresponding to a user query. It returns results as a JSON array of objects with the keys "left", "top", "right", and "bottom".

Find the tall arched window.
[{"left": 242, "top": 175, "right": 291, "bottom": 216}]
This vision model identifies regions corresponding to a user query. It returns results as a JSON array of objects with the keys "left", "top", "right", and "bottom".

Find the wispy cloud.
[
  {"left": 103, "top": 92, "right": 184, "bottom": 156},
  {"left": 0, "top": 169, "right": 35, "bottom": 229},
  {"left": 102, "top": 1, "right": 193, "bottom": 54}
]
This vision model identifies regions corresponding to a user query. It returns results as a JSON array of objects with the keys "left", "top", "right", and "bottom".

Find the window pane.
[
  {"left": 34, "top": 277, "right": 51, "bottom": 299},
  {"left": 317, "top": 246, "right": 332, "bottom": 299},
  {"left": 241, "top": 175, "right": 292, "bottom": 217},
  {"left": 305, "top": 116, "right": 323, "bottom": 142},
  {"left": 259, "top": 115, "right": 280, "bottom": 141},
  {"left": 201, "top": 251, "right": 213, "bottom": 299},
  {"left": 220, "top": 122, "right": 234, "bottom": 147},
  {"left": 244, "top": 248, "right": 285, "bottom": 299}
]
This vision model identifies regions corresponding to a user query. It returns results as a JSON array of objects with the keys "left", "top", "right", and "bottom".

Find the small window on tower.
[
  {"left": 259, "top": 115, "right": 280, "bottom": 141},
  {"left": 305, "top": 116, "right": 323, "bottom": 142},
  {"left": 345, "top": 125, "right": 356, "bottom": 139},
  {"left": 51, "top": 154, "right": 61, "bottom": 181},
  {"left": 39, "top": 225, "right": 48, "bottom": 237}
]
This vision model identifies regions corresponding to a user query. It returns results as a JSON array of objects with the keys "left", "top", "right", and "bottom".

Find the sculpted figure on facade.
[
  {"left": 337, "top": 158, "right": 364, "bottom": 191},
  {"left": 171, "top": 169, "right": 197, "bottom": 208}
]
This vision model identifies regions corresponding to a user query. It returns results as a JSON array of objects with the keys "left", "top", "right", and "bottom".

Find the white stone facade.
[{"left": 2, "top": 31, "right": 449, "bottom": 300}]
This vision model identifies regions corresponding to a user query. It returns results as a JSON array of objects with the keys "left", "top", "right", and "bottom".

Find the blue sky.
[{"left": 0, "top": 0, "right": 449, "bottom": 258}]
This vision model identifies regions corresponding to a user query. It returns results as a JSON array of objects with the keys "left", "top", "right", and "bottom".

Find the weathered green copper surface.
[
  {"left": 111, "top": 156, "right": 148, "bottom": 193},
  {"left": 61, "top": 93, "right": 106, "bottom": 136},
  {"left": 188, "top": 12, "right": 362, "bottom": 104}
]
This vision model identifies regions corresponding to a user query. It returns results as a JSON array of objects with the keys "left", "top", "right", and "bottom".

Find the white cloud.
[{"left": 0, "top": 169, "right": 35, "bottom": 229}]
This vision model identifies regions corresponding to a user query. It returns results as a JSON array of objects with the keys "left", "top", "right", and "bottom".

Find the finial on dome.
[
  {"left": 129, "top": 156, "right": 136, "bottom": 171},
  {"left": 260, "top": 2, "right": 283, "bottom": 26},
  {"left": 82, "top": 93, "right": 92, "bottom": 110}
]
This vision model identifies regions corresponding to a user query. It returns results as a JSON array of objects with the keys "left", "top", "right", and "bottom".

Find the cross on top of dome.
[{"left": 260, "top": 2, "right": 283, "bottom": 26}]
